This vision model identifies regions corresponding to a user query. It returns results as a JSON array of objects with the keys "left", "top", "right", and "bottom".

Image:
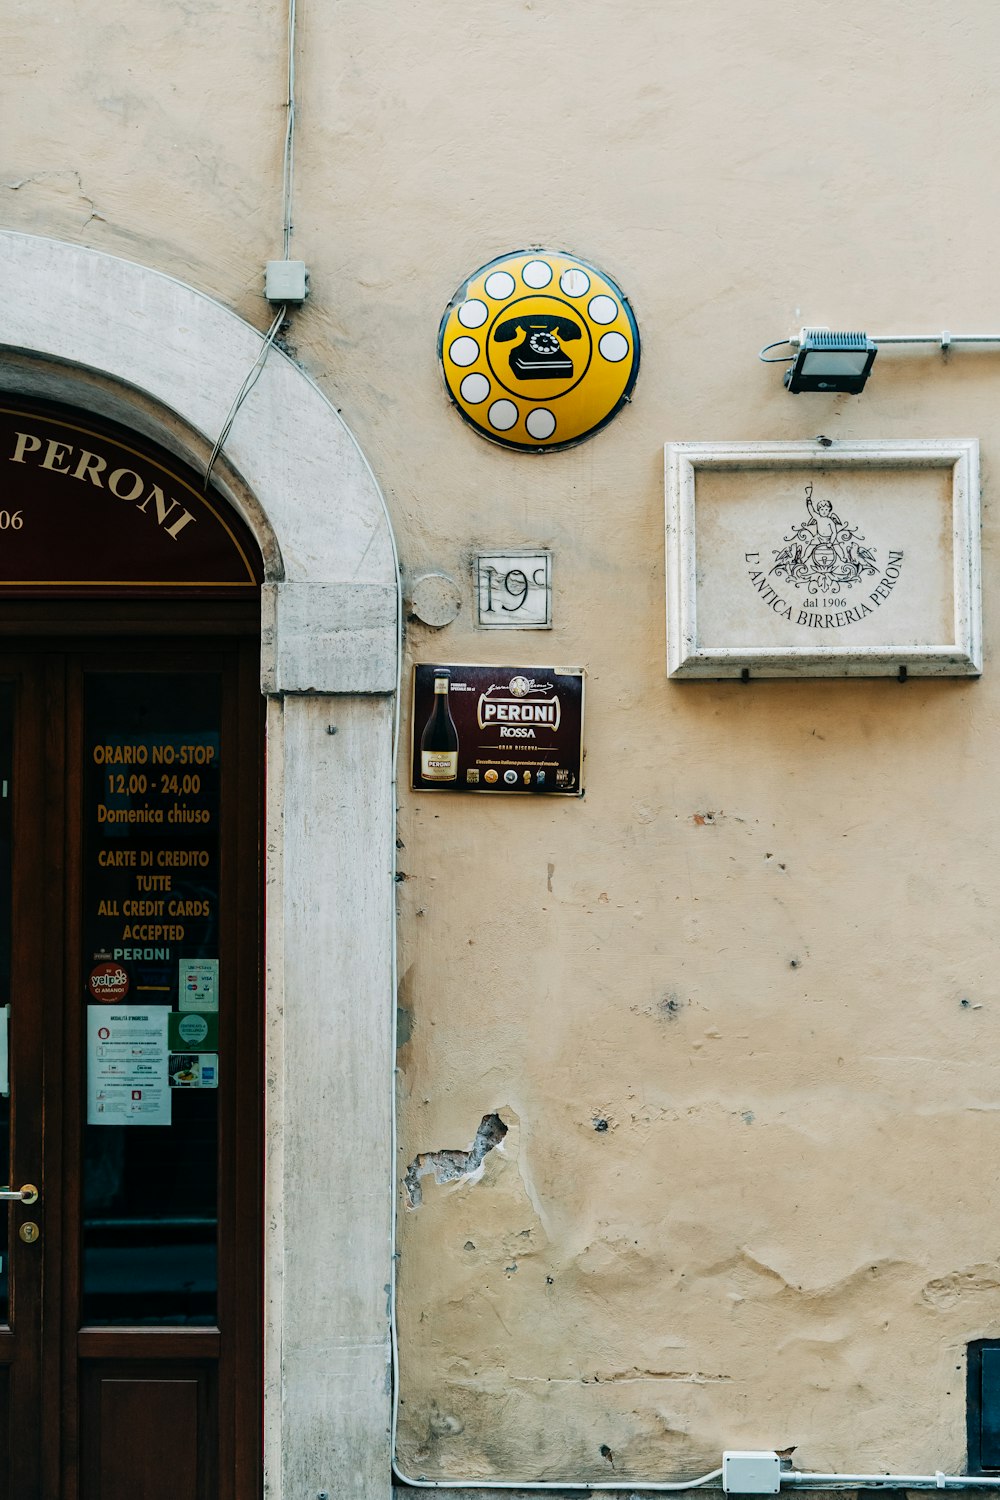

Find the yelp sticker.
[
  {"left": 88, "top": 962, "right": 129, "bottom": 1002},
  {"left": 439, "top": 250, "right": 640, "bottom": 452}
]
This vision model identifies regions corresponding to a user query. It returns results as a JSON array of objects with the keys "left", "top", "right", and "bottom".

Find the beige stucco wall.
[{"left": 7, "top": 0, "right": 1000, "bottom": 1483}]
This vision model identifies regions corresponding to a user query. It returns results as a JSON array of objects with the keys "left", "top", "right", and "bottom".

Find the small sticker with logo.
[
  {"left": 179, "top": 957, "right": 218, "bottom": 1012},
  {"left": 88, "top": 962, "right": 130, "bottom": 1003},
  {"left": 167, "top": 1011, "right": 219, "bottom": 1052},
  {"left": 168, "top": 1053, "right": 219, "bottom": 1089}
]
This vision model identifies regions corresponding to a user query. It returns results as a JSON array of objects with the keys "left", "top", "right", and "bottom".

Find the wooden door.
[{"left": 0, "top": 633, "right": 262, "bottom": 1499}]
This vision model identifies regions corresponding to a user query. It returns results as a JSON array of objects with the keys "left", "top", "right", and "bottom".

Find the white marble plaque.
[
  {"left": 665, "top": 439, "right": 981, "bottom": 678},
  {"left": 475, "top": 551, "right": 552, "bottom": 628}
]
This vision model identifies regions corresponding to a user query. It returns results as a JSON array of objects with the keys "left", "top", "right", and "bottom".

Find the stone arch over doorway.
[{"left": 0, "top": 230, "right": 398, "bottom": 1500}]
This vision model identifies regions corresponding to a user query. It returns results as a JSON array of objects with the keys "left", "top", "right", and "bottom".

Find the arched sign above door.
[{"left": 0, "top": 401, "right": 262, "bottom": 596}]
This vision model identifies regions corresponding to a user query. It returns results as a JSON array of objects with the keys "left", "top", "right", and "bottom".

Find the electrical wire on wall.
[
  {"left": 202, "top": 305, "right": 286, "bottom": 490},
  {"left": 281, "top": 0, "right": 296, "bottom": 262},
  {"left": 203, "top": 0, "right": 298, "bottom": 491}
]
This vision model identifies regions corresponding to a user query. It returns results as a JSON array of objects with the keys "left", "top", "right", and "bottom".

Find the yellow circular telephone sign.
[{"left": 438, "top": 251, "right": 640, "bottom": 453}]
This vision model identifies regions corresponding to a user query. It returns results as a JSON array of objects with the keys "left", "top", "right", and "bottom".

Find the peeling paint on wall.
[{"left": 404, "top": 1113, "right": 508, "bottom": 1208}]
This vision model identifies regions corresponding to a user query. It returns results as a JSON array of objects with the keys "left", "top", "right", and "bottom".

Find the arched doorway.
[
  {"left": 0, "top": 233, "right": 399, "bottom": 1500},
  {"left": 0, "top": 396, "right": 262, "bottom": 1496}
]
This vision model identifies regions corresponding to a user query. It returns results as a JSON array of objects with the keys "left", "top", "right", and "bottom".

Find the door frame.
[
  {"left": 0, "top": 231, "right": 400, "bottom": 1500},
  {"left": 0, "top": 629, "right": 262, "bottom": 1498}
]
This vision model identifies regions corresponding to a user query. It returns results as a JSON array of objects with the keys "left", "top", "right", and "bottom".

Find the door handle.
[{"left": 0, "top": 1184, "right": 38, "bottom": 1204}]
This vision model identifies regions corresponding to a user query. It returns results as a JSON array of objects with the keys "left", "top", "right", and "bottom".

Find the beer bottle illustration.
[{"left": 420, "top": 669, "right": 459, "bottom": 783}]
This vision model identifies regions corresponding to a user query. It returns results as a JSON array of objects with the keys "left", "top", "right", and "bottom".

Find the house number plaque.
[{"left": 475, "top": 551, "right": 552, "bottom": 629}]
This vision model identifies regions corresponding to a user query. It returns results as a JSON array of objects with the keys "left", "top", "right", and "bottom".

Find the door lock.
[
  {"left": 0, "top": 1184, "right": 37, "bottom": 1204},
  {"left": 18, "top": 1222, "right": 39, "bottom": 1244}
]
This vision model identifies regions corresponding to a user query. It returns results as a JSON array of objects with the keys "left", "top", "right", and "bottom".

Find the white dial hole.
[
  {"left": 460, "top": 373, "right": 490, "bottom": 404},
  {"left": 484, "top": 272, "right": 516, "bottom": 300},
  {"left": 458, "top": 299, "right": 488, "bottom": 329},
  {"left": 522, "top": 260, "right": 553, "bottom": 289},
  {"left": 449, "top": 336, "right": 480, "bottom": 367},
  {"left": 598, "top": 331, "right": 630, "bottom": 363},
  {"left": 525, "top": 408, "right": 556, "bottom": 439},
  {"left": 488, "top": 400, "right": 519, "bottom": 431},
  {"left": 588, "top": 294, "right": 619, "bottom": 325},
  {"left": 560, "top": 268, "right": 590, "bottom": 297}
]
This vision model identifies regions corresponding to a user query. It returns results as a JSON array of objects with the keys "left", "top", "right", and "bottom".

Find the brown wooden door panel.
[
  {"left": 0, "top": 637, "right": 262, "bottom": 1499},
  {"left": 79, "top": 1363, "right": 217, "bottom": 1500}
]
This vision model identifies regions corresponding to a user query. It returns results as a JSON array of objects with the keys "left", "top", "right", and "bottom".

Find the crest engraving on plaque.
[{"left": 770, "top": 483, "right": 879, "bottom": 596}]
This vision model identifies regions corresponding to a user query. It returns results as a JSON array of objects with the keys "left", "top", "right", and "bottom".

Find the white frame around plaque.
[{"left": 665, "top": 438, "right": 982, "bottom": 679}]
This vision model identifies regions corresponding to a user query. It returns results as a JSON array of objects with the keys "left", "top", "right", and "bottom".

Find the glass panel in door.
[{"left": 81, "top": 672, "right": 222, "bottom": 1325}]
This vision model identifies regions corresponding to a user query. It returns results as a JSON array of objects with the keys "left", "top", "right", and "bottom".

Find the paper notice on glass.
[
  {"left": 178, "top": 958, "right": 219, "bottom": 1012},
  {"left": 87, "top": 1006, "right": 171, "bottom": 1125}
]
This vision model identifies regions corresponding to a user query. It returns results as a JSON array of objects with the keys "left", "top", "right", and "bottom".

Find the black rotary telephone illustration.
[{"left": 493, "top": 313, "right": 583, "bottom": 380}]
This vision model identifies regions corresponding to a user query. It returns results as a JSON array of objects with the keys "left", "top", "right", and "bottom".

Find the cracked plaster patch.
[{"left": 404, "top": 1112, "right": 508, "bottom": 1208}]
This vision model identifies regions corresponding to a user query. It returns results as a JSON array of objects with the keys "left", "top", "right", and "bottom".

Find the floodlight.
[{"left": 784, "top": 329, "right": 877, "bottom": 394}]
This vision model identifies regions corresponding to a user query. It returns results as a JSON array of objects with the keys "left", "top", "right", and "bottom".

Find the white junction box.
[
  {"left": 723, "top": 1451, "right": 781, "bottom": 1495},
  {"left": 265, "top": 259, "right": 308, "bottom": 303}
]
